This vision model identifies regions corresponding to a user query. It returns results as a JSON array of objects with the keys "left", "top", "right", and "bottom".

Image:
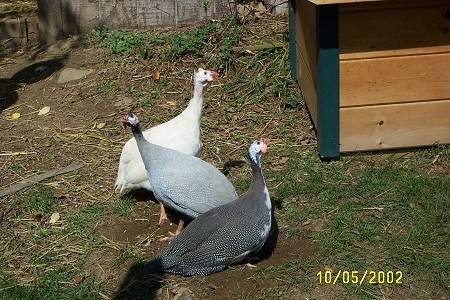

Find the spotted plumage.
[
  {"left": 122, "top": 113, "right": 237, "bottom": 230},
  {"left": 146, "top": 138, "right": 271, "bottom": 276}
]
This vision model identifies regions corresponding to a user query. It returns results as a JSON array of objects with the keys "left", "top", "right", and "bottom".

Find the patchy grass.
[
  {"left": 0, "top": 185, "right": 107, "bottom": 299},
  {"left": 1, "top": 12, "right": 449, "bottom": 300},
  {"left": 114, "top": 196, "right": 135, "bottom": 218},
  {"left": 273, "top": 148, "right": 450, "bottom": 299}
]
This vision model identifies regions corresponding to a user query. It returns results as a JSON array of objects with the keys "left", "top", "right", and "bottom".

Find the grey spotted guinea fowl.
[
  {"left": 121, "top": 113, "right": 238, "bottom": 235},
  {"left": 145, "top": 138, "right": 271, "bottom": 276}
]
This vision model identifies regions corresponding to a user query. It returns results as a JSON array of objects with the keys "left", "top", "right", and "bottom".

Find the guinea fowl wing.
[
  {"left": 149, "top": 154, "right": 237, "bottom": 217},
  {"left": 166, "top": 200, "right": 262, "bottom": 260}
]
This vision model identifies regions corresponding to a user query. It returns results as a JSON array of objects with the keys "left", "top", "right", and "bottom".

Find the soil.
[
  {"left": 0, "top": 14, "right": 323, "bottom": 299},
  {"left": 1, "top": 5, "right": 447, "bottom": 300}
]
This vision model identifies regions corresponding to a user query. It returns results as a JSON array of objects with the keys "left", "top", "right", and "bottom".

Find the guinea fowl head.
[
  {"left": 195, "top": 68, "right": 218, "bottom": 86},
  {"left": 121, "top": 113, "right": 139, "bottom": 129},
  {"left": 248, "top": 138, "right": 268, "bottom": 165}
]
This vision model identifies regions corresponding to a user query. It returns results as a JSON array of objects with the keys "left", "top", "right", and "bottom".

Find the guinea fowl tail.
[{"left": 146, "top": 257, "right": 165, "bottom": 274}]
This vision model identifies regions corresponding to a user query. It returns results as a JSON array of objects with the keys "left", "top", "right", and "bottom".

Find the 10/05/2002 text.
[{"left": 317, "top": 270, "right": 403, "bottom": 285}]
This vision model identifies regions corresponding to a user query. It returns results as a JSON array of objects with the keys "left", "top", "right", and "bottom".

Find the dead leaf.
[
  {"left": 278, "top": 156, "right": 289, "bottom": 165},
  {"left": 73, "top": 274, "right": 85, "bottom": 284},
  {"left": 10, "top": 112, "right": 21, "bottom": 120},
  {"left": 33, "top": 211, "right": 43, "bottom": 221},
  {"left": 49, "top": 212, "right": 60, "bottom": 224},
  {"left": 96, "top": 122, "right": 106, "bottom": 129},
  {"left": 38, "top": 106, "right": 51, "bottom": 115},
  {"left": 114, "top": 96, "right": 134, "bottom": 107},
  {"left": 302, "top": 218, "right": 312, "bottom": 226},
  {"left": 152, "top": 70, "right": 160, "bottom": 80},
  {"left": 69, "top": 90, "right": 81, "bottom": 96}
]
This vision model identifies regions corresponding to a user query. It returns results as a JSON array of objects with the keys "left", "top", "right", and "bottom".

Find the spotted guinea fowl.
[
  {"left": 121, "top": 113, "right": 238, "bottom": 234},
  {"left": 145, "top": 138, "right": 271, "bottom": 276},
  {"left": 114, "top": 68, "right": 217, "bottom": 194}
]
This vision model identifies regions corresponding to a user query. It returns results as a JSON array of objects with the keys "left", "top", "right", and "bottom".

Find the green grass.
[
  {"left": 0, "top": 185, "right": 107, "bottom": 300},
  {"left": 273, "top": 148, "right": 450, "bottom": 298},
  {"left": 0, "top": 266, "right": 100, "bottom": 300},
  {"left": 87, "top": 16, "right": 242, "bottom": 71},
  {"left": 114, "top": 196, "right": 135, "bottom": 217},
  {"left": 2, "top": 15, "right": 449, "bottom": 300}
]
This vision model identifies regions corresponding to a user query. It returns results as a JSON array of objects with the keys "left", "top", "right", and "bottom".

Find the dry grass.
[{"left": 1, "top": 10, "right": 449, "bottom": 300}]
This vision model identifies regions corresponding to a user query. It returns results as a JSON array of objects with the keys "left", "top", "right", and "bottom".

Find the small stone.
[{"left": 57, "top": 68, "right": 94, "bottom": 84}]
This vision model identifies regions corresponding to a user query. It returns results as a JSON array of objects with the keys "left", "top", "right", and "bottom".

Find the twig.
[
  {"left": 232, "top": 42, "right": 285, "bottom": 53},
  {"left": 375, "top": 186, "right": 395, "bottom": 198},
  {"left": 0, "top": 162, "right": 84, "bottom": 198},
  {"left": 0, "top": 151, "right": 37, "bottom": 156},
  {"left": 362, "top": 207, "right": 385, "bottom": 212}
]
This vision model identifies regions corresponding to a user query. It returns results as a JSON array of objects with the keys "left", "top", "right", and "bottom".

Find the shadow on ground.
[
  {"left": 0, "top": 57, "right": 66, "bottom": 111},
  {"left": 112, "top": 262, "right": 164, "bottom": 300}
]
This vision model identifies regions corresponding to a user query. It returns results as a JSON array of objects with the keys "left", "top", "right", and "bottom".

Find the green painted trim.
[
  {"left": 288, "top": 0, "right": 297, "bottom": 80},
  {"left": 316, "top": 4, "right": 340, "bottom": 158}
]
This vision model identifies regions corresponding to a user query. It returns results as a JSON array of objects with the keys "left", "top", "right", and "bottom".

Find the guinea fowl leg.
[
  {"left": 159, "top": 219, "right": 185, "bottom": 242},
  {"left": 158, "top": 203, "right": 168, "bottom": 225},
  {"left": 174, "top": 219, "right": 185, "bottom": 235}
]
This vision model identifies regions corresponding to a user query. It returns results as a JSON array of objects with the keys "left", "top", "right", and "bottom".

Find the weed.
[
  {"left": 115, "top": 196, "right": 135, "bottom": 217},
  {"left": 102, "top": 78, "right": 119, "bottom": 96},
  {"left": 19, "top": 184, "right": 58, "bottom": 214},
  {"left": 210, "top": 17, "right": 241, "bottom": 71},
  {"left": 166, "top": 23, "right": 217, "bottom": 59},
  {"left": 64, "top": 204, "right": 105, "bottom": 236},
  {"left": 0, "top": 266, "right": 101, "bottom": 300}
]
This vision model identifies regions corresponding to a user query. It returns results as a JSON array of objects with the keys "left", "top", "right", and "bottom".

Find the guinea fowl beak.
[
  {"left": 261, "top": 138, "right": 269, "bottom": 154},
  {"left": 121, "top": 114, "right": 129, "bottom": 129}
]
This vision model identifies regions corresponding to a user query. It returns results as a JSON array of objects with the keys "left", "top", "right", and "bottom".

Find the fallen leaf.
[
  {"left": 278, "top": 156, "right": 289, "bottom": 165},
  {"left": 10, "top": 112, "right": 21, "bottom": 120},
  {"left": 49, "top": 212, "right": 60, "bottom": 224},
  {"left": 114, "top": 96, "right": 134, "bottom": 107},
  {"left": 73, "top": 274, "right": 85, "bottom": 284},
  {"left": 96, "top": 122, "right": 106, "bottom": 129},
  {"left": 38, "top": 106, "right": 51, "bottom": 115},
  {"left": 33, "top": 211, "right": 43, "bottom": 221},
  {"left": 302, "top": 218, "right": 312, "bottom": 226},
  {"left": 152, "top": 70, "right": 160, "bottom": 80}
]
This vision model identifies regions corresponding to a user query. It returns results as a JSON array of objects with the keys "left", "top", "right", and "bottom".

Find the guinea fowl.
[
  {"left": 145, "top": 138, "right": 271, "bottom": 276},
  {"left": 115, "top": 68, "right": 217, "bottom": 223},
  {"left": 121, "top": 113, "right": 238, "bottom": 234}
]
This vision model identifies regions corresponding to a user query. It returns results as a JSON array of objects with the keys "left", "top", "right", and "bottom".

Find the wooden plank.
[
  {"left": 295, "top": 0, "right": 317, "bottom": 81},
  {"left": 304, "top": 0, "right": 449, "bottom": 5},
  {"left": 306, "top": 0, "right": 383, "bottom": 4},
  {"left": 340, "top": 0, "right": 450, "bottom": 11},
  {"left": 340, "top": 45, "right": 450, "bottom": 60},
  {"left": 296, "top": 45, "right": 318, "bottom": 125},
  {"left": 340, "top": 100, "right": 450, "bottom": 152},
  {"left": 0, "top": 162, "right": 84, "bottom": 198},
  {"left": 340, "top": 51, "right": 450, "bottom": 107},
  {"left": 339, "top": 2, "right": 450, "bottom": 55}
]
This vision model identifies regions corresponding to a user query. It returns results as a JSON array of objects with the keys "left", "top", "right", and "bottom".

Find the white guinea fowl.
[
  {"left": 122, "top": 113, "right": 238, "bottom": 236},
  {"left": 114, "top": 68, "right": 217, "bottom": 194}
]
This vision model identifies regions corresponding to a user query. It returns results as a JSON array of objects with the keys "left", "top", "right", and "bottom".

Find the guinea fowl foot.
[
  {"left": 158, "top": 219, "right": 185, "bottom": 242},
  {"left": 158, "top": 203, "right": 168, "bottom": 225}
]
